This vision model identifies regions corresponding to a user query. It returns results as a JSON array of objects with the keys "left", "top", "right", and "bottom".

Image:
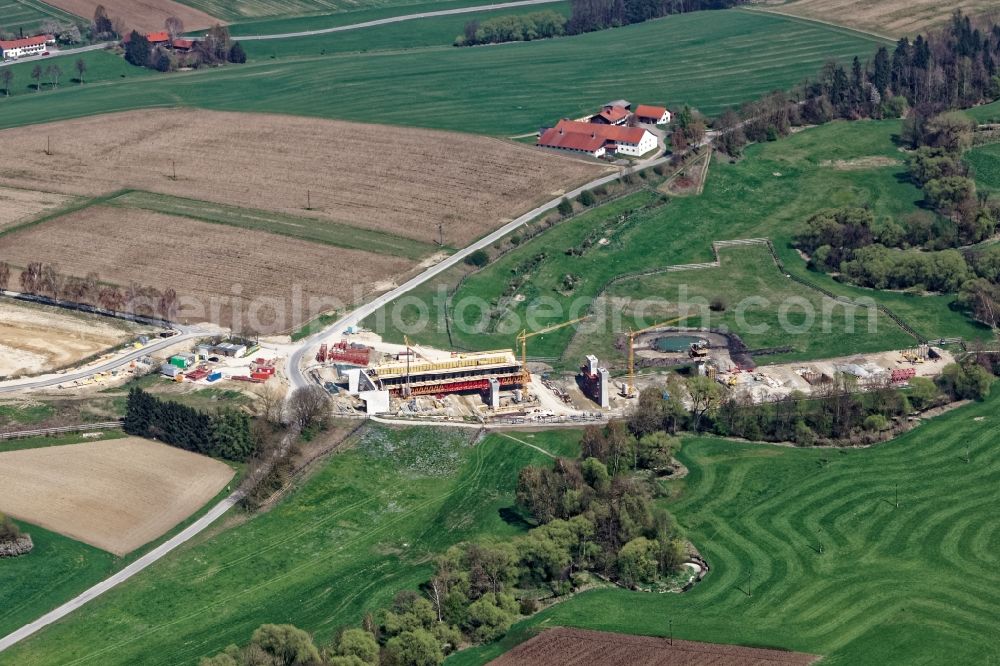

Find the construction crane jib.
[{"left": 516, "top": 316, "right": 591, "bottom": 385}]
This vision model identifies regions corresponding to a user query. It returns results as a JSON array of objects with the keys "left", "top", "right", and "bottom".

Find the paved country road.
[
  {"left": 237, "top": 0, "right": 565, "bottom": 40},
  {"left": 285, "top": 150, "right": 675, "bottom": 392},
  {"left": 0, "top": 326, "right": 204, "bottom": 394},
  {"left": 0, "top": 492, "right": 242, "bottom": 653}
]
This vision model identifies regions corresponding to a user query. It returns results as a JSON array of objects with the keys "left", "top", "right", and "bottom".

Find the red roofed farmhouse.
[
  {"left": 537, "top": 123, "right": 608, "bottom": 158},
  {"left": 590, "top": 104, "right": 630, "bottom": 126},
  {"left": 537, "top": 120, "right": 657, "bottom": 158},
  {"left": 0, "top": 35, "right": 51, "bottom": 60},
  {"left": 634, "top": 104, "right": 671, "bottom": 125}
]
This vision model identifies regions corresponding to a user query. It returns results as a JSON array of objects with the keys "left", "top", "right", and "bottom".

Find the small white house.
[{"left": 634, "top": 104, "right": 672, "bottom": 125}]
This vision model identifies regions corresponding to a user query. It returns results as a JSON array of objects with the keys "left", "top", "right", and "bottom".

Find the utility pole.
[
  {"left": 895, "top": 484, "right": 899, "bottom": 509},
  {"left": 171, "top": 159, "right": 177, "bottom": 180},
  {"left": 438, "top": 222, "right": 444, "bottom": 246},
  {"left": 306, "top": 189, "right": 312, "bottom": 210},
  {"left": 747, "top": 568, "right": 752, "bottom": 597},
  {"left": 45, "top": 135, "right": 51, "bottom": 155},
  {"left": 669, "top": 619, "right": 673, "bottom": 646}
]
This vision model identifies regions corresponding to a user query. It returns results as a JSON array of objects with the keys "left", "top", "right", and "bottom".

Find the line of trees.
[
  {"left": 567, "top": 0, "right": 743, "bottom": 36},
  {"left": 628, "top": 362, "right": 994, "bottom": 447},
  {"left": 454, "top": 0, "right": 743, "bottom": 47},
  {"left": 456, "top": 10, "right": 567, "bottom": 46},
  {"left": 124, "top": 387, "right": 256, "bottom": 461},
  {"left": 1, "top": 261, "right": 180, "bottom": 320}
]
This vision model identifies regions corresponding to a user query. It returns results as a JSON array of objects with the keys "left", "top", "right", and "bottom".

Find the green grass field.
[
  {"left": 239, "top": 2, "right": 571, "bottom": 60},
  {"left": 105, "top": 191, "right": 441, "bottom": 260},
  {"left": 0, "top": 9, "right": 884, "bottom": 135},
  {"left": 454, "top": 390, "right": 1000, "bottom": 665},
  {"left": 179, "top": 0, "right": 506, "bottom": 23},
  {"left": 964, "top": 98, "right": 1000, "bottom": 124},
  {"left": 966, "top": 142, "right": 1000, "bottom": 192},
  {"left": 0, "top": 50, "right": 156, "bottom": 98},
  {"left": 364, "top": 120, "right": 992, "bottom": 364},
  {"left": 0, "top": 426, "right": 582, "bottom": 665},
  {"left": 593, "top": 245, "right": 915, "bottom": 365},
  {"left": 0, "top": 522, "right": 117, "bottom": 639},
  {"left": 0, "top": 0, "right": 82, "bottom": 34},
  {"left": 223, "top": 0, "right": 564, "bottom": 36}
]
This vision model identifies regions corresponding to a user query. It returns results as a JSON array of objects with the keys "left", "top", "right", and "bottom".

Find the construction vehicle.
[
  {"left": 624, "top": 315, "right": 691, "bottom": 398},
  {"left": 515, "top": 316, "right": 590, "bottom": 386},
  {"left": 689, "top": 340, "right": 709, "bottom": 358}
]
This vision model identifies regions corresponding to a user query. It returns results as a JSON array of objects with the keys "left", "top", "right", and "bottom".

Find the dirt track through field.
[
  {"left": 490, "top": 628, "right": 820, "bottom": 666},
  {"left": 0, "top": 437, "right": 234, "bottom": 555},
  {"left": 43, "top": 0, "right": 222, "bottom": 33},
  {"left": 0, "top": 206, "right": 414, "bottom": 331},
  {"left": 0, "top": 300, "right": 139, "bottom": 377},
  {"left": 0, "top": 109, "right": 605, "bottom": 248}
]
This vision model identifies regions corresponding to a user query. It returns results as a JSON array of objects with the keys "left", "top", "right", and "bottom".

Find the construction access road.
[
  {"left": 0, "top": 324, "right": 206, "bottom": 395},
  {"left": 286, "top": 150, "right": 676, "bottom": 392}
]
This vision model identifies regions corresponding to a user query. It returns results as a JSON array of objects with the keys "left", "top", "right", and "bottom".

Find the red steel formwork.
[{"left": 397, "top": 374, "right": 520, "bottom": 397}]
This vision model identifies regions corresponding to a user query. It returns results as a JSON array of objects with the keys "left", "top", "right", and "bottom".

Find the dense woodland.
[{"left": 124, "top": 388, "right": 255, "bottom": 461}]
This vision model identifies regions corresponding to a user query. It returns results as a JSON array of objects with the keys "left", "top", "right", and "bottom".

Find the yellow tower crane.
[
  {"left": 516, "top": 315, "right": 591, "bottom": 386},
  {"left": 625, "top": 314, "right": 691, "bottom": 398}
]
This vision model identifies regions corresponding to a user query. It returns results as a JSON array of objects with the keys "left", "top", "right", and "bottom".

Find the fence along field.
[
  {"left": 0, "top": 206, "right": 415, "bottom": 331},
  {"left": 0, "top": 437, "right": 234, "bottom": 555},
  {"left": 0, "top": 109, "right": 604, "bottom": 247},
  {"left": 41, "top": 0, "right": 222, "bottom": 33},
  {"left": 0, "top": 10, "right": 884, "bottom": 136}
]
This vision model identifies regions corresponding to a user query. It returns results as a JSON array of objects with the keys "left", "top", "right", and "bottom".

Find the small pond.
[{"left": 653, "top": 334, "right": 705, "bottom": 353}]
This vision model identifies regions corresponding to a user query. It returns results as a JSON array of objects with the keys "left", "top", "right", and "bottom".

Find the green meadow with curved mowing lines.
[{"left": 454, "top": 391, "right": 1000, "bottom": 665}]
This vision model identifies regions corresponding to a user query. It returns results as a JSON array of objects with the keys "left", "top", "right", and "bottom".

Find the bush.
[
  {"left": 556, "top": 198, "right": 573, "bottom": 216},
  {"left": 0, "top": 513, "right": 21, "bottom": 541},
  {"left": 863, "top": 414, "right": 890, "bottom": 432},
  {"left": 464, "top": 249, "right": 490, "bottom": 267},
  {"left": 577, "top": 189, "right": 595, "bottom": 207},
  {"left": 709, "top": 296, "right": 727, "bottom": 312}
]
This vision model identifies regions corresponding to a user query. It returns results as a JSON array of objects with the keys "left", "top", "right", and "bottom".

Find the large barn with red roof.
[{"left": 537, "top": 119, "right": 657, "bottom": 158}]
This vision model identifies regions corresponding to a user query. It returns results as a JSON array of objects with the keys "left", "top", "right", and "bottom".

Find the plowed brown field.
[
  {"left": 0, "top": 109, "right": 606, "bottom": 247},
  {"left": 0, "top": 186, "right": 73, "bottom": 231},
  {"left": 43, "top": 0, "right": 222, "bottom": 33},
  {"left": 490, "top": 628, "right": 819, "bottom": 666},
  {"left": 757, "top": 0, "right": 998, "bottom": 37},
  {"left": 0, "top": 437, "right": 234, "bottom": 555},
  {"left": 0, "top": 206, "right": 413, "bottom": 332}
]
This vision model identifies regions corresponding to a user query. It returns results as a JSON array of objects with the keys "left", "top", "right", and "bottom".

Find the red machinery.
[{"left": 891, "top": 367, "right": 916, "bottom": 383}]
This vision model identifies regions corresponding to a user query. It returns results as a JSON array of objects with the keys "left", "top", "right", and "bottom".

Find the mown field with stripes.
[
  {"left": 0, "top": 9, "right": 885, "bottom": 135},
  {"left": 0, "top": 0, "right": 82, "bottom": 33},
  {"left": 456, "top": 390, "right": 1000, "bottom": 664}
]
